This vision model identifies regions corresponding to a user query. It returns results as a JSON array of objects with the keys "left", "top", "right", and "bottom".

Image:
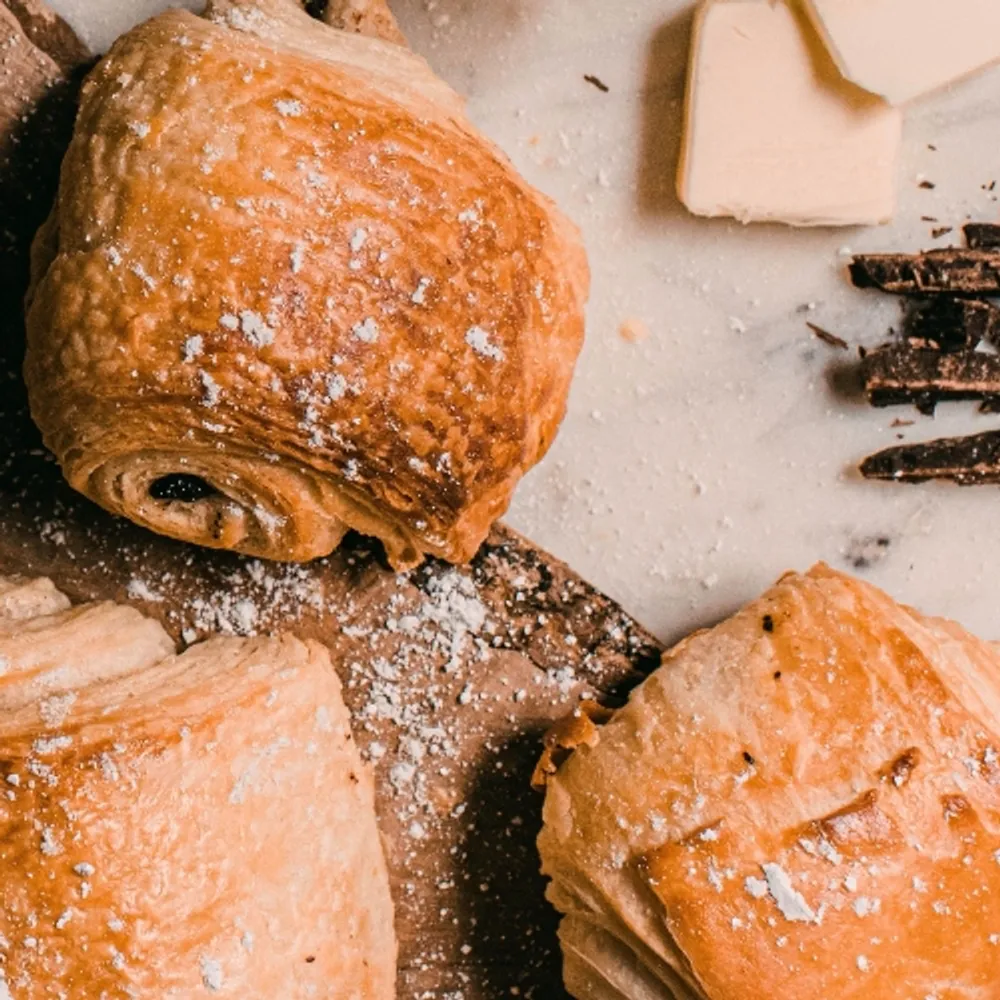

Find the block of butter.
[
  {"left": 804, "top": 0, "right": 1000, "bottom": 106},
  {"left": 677, "top": 0, "right": 902, "bottom": 227}
]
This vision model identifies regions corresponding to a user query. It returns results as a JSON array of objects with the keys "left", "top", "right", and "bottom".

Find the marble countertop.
[{"left": 51, "top": 0, "right": 1000, "bottom": 644}]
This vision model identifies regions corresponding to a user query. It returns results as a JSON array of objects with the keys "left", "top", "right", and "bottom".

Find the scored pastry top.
[
  {"left": 538, "top": 564, "right": 1000, "bottom": 1000},
  {"left": 25, "top": 0, "right": 589, "bottom": 568}
]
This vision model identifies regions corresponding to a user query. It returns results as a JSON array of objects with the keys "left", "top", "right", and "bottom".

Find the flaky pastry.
[
  {"left": 537, "top": 564, "right": 1000, "bottom": 999},
  {"left": 25, "top": 0, "right": 588, "bottom": 568},
  {"left": 0, "top": 573, "right": 395, "bottom": 997}
]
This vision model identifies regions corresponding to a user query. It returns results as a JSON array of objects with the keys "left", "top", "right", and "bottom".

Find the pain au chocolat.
[
  {"left": 537, "top": 564, "right": 1000, "bottom": 1000},
  {"left": 25, "top": 0, "right": 588, "bottom": 568},
  {"left": 0, "top": 572, "right": 396, "bottom": 997}
]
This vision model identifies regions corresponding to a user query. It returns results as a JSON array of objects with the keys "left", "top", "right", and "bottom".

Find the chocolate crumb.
[
  {"left": 762, "top": 615, "right": 774, "bottom": 633},
  {"left": 743, "top": 751, "right": 756, "bottom": 766},
  {"left": 806, "top": 322, "right": 848, "bottom": 351},
  {"left": 847, "top": 535, "right": 891, "bottom": 571},
  {"left": 919, "top": 180, "right": 936, "bottom": 190},
  {"left": 931, "top": 226, "right": 953, "bottom": 239},
  {"left": 773, "top": 671, "right": 782, "bottom": 680},
  {"left": 583, "top": 74, "right": 609, "bottom": 93}
]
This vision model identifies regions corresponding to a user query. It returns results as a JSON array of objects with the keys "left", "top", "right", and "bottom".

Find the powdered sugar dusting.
[
  {"left": 182, "top": 335, "right": 204, "bottom": 362},
  {"left": 199, "top": 371, "right": 221, "bottom": 407},
  {"left": 352, "top": 317, "right": 379, "bottom": 343},
  {"left": 465, "top": 325, "right": 505, "bottom": 362},
  {"left": 761, "top": 863, "right": 817, "bottom": 923},
  {"left": 38, "top": 693, "right": 76, "bottom": 728},
  {"left": 200, "top": 955, "right": 223, "bottom": 991},
  {"left": 349, "top": 228, "right": 368, "bottom": 252},
  {"left": 411, "top": 277, "right": 431, "bottom": 305},
  {"left": 239, "top": 310, "right": 274, "bottom": 348},
  {"left": 274, "top": 98, "right": 302, "bottom": 118}
]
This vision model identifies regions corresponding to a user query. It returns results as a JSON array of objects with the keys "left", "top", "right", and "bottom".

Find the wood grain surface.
[{"left": 0, "top": 6, "right": 664, "bottom": 997}]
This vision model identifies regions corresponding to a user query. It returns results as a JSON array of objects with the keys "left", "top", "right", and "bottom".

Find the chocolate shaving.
[
  {"left": 583, "top": 74, "right": 609, "bottom": 93},
  {"left": 806, "top": 322, "right": 848, "bottom": 350},
  {"left": 861, "top": 344, "right": 1000, "bottom": 413},
  {"left": 963, "top": 222, "right": 1000, "bottom": 250},
  {"left": 861, "top": 430, "right": 1000, "bottom": 485},
  {"left": 850, "top": 249, "right": 1000, "bottom": 295}
]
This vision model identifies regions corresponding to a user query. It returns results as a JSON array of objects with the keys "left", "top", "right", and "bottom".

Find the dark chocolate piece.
[
  {"left": 964, "top": 222, "right": 1000, "bottom": 249},
  {"left": 861, "top": 344, "right": 1000, "bottom": 411},
  {"left": 849, "top": 249, "right": 1000, "bottom": 295},
  {"left": 903, "top": 298, "right": 1000, "bottom": 351},
  {"left": 861, "top": 430, "right": 1000, "bottom": 485}
]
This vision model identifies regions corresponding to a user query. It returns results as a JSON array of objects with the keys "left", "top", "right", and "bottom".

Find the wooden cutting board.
[{"left": 0, "top": 6, "right": 664, "bottom": 998}]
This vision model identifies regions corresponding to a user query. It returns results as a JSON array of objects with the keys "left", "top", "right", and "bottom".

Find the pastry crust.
[
  {"left": 0, "top": 573, "right": 396, "bottom": 997},
  {"left": 24, "top": 0, "right": 588, "bottom": 569},
  {"left": 323, "top": 0, "right": 405, "bottom": 44},
  {"left": 538, "top": 564, "right": 1000, "bottom": 999}
]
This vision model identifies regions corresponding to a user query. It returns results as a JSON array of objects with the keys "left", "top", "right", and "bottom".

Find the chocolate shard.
[
  {"left": 849, "top": 249, "right": 1000, "bottom": 295},
  {"left": 964, "top": 222, "right": 1000, "bottom": 250},
  {"left": 806, "top": 321, "right": 848, "bottom": 350},
  {"left": 861, "top": 430, "right": 1000, "bottom": 485},
  {"left": 903, "top": 298, "right": 1000, "bottom": 351},
  {"left": 860, "top": 344, "right": 1000, "bottom": 411}
]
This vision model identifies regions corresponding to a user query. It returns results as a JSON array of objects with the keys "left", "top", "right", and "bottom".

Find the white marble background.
[{"left": 51, "top": 0, "right": 1000, "bottom": 644}]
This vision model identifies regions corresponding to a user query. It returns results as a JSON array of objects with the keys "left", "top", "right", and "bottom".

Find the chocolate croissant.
[
  {"left": 0, "top": 573, "right": 395, "bottom": 997},
  {"left": 25, "top": 0, "right": 588, "bottom": 569},
  {"left": 537, "top": 564, "right": 1000, "bottom": 999}
]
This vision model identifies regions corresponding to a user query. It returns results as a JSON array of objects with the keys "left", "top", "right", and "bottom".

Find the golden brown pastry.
[
  {"left": 24, "top": 0, "right": 588, "bottom": 570},
  {"left": 0, "top": 573, "right": 396, "bottom": 997},
  {"left": 537, "top": 564, "right": 1000, "bottom": 1000}
]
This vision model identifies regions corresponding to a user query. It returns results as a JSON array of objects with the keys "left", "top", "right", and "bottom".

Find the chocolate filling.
[{"left": 149, "top": 474, "right": 219, "bottom": 502}]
